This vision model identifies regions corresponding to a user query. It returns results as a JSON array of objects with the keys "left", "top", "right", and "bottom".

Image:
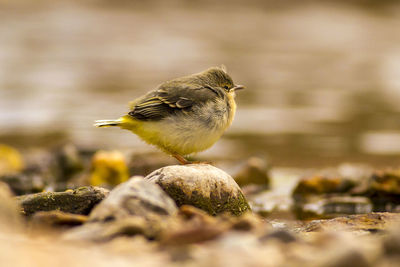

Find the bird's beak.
[{"left": 232, "top": 85, "right": 245, "bottom": 91}]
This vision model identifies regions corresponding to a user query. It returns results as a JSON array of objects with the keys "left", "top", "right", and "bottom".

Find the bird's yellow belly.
[
  {"left": 141, "top": 121, "right": 223, "bottom": 155},
  {"left": 122, "top": 98, "right": 235, "bottom": 156}
]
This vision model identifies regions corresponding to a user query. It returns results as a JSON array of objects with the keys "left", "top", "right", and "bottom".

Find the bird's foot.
[{"left": 172, "top": 154, "right": 192, "bottom": 165}]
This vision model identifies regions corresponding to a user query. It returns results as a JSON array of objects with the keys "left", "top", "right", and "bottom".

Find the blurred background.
[{"left": 1, "top": 0, "right": 400, "bottom": 167}]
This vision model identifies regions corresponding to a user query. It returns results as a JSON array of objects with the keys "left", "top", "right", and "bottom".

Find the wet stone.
[
  {"left": 17, "top": 186, "right": 109, "bottom": 216},
  {"left": 64, "top": 177, "right": 177, "bottom": 242},
  {"left": 89, "top": 176, "right": 178, "bottom": 222},
  {"left": 145, "top": 164, "right": 251, "bottom": 216}
]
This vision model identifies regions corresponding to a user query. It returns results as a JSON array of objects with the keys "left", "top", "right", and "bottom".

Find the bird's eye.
[{"left": 223, "top": 85, "right": 229, "bottom": 90}]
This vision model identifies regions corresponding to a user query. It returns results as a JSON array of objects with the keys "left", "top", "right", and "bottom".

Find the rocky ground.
[{"left": 1, "top": 143, "right": 400, "bottom": 267}]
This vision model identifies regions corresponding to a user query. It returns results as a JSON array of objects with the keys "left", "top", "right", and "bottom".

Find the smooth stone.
[
  {"left": 17, "top": 186, "right": 109, "bottom": 216},
  {"left": 89, "top": 176, "right": 178, "bottom": 222},
  {"left": 145, "top": 164, "right": 251, "bottom": 216}
]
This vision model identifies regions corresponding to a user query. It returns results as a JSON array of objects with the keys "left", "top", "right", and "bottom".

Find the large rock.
[
  {"left": 17, "top": 186, "right": 109, "bottom": 216},
  {"left": 145, "top": 164, "right": 251, "bottom": 216},
  {"left": 89, "top": 176, "right": 178, "bottom": 222},
  {"left": 65, "top": 177, "right": 178, "bottom": 241}
]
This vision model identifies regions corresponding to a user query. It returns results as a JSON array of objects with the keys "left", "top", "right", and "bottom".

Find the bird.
[{"left": 94, "top": 66, "right": 244, "bottom": 164}]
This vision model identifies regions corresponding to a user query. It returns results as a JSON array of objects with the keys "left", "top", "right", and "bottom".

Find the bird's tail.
[{"left": 94, "top": 119, "right": 122, "bottom": 127}]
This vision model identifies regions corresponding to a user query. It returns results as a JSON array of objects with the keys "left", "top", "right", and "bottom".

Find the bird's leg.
[
  {"left": 172, "top": 154, "right": 192, "bottom": 165},
  {"left": 172, "top": 154, "right": 213, "bottom": 165}
]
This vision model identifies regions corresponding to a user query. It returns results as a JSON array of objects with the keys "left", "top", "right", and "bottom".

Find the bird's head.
[{"left": 199, "top": 66, "right": 245, "bottom": 94}]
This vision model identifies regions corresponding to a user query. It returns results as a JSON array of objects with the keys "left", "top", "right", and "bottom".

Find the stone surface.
[
  {"left": 145, "top": 164, "right": 251, "bottom": 216},
  {"left": 17, "top": 186, "right": 109, "bottom": 216},
  {"left": 89, "top": 176, "right": 177, "bottom": 222},
  {"left": 64, "top": 177, "right": 177, "bottom": 242}
]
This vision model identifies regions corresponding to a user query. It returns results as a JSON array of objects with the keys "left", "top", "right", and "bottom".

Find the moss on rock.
[
  {"left": 17, "top": 186, "right": 109, "bottom": 216},
  {"left": 145, "top": 164, "right": 251, "bottom": 216}
]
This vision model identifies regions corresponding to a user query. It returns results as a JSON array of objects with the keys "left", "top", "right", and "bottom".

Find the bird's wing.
[{"left": 128, "top": 83, "right": 221, "bottom": 121}]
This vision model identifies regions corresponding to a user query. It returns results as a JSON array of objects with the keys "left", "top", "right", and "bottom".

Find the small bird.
[{"left": 94, "top": 66, "right": 244, "bottom": 164}]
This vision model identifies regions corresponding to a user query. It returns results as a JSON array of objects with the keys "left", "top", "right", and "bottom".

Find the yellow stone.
[
  {"left": 90, "top": 150, "right": 129, "bottom": 187},
  {"left": 0, "top": 144, "right": 24, "bottom": 175}
]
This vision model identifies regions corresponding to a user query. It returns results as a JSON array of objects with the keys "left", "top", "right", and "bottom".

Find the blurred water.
[{"left": 1, "top": 1, "right": 400, "bottom": 166}]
